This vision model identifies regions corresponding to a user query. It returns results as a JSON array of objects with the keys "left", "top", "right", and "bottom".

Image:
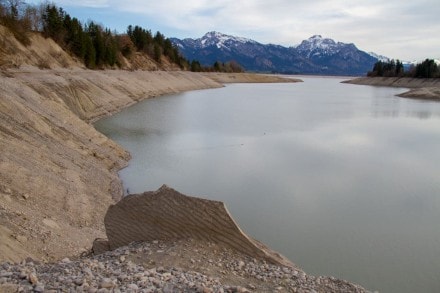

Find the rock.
[
  {"left": 162, "top": 272, "right": 172, "bottom": 281},
  {"left": 34, "top": 284, "right": 45, "bottom": 292},
  {"left": 247, "top": 284, "right": 256, "bottom": 290},
  {"left": 127, "top": 283, "right": 138, "bottom": 290},
  {"left": 238, "top": 261, "right": 245, "bottom": 270},
  {"left": 19, "top": 271, "right": 27, "bottom": 279},
  {"left": 61, "top": 257, "right": 71, "bottom": 263},
  {"left": 162, "top": 284, "right": 175, "bottom": 293},
  {"left": 28, "top": 272, "right": 38, "bottom": 285},
  {"left": 99, "top": 278, "right": 115, "bottom": 289}
]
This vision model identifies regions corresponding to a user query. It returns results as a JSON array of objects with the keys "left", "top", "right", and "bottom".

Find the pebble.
[
  {"left": 99, "top": 278, "right": 114, "bottom": 289},
  {"left": 61, "top": 258, "right": 71, "bottom": 263},
  {"left": 0, "top": 240, "right": 367, "bottom": 293},
  {"left": 28, "top": 272, "right": 38, "bottom": 285},
  {"left": 127, "top": 283, "right": 138, "bottom": 290}
]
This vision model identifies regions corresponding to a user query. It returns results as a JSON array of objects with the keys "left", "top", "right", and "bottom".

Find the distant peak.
[
  {"left": 204, "top": 31, "right": 226, "bottom": 38},
  {"left": 198, "top": 31, "right": 256, "bottom": 49}
]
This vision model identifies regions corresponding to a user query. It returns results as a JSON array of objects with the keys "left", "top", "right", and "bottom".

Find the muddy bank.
[{"left": 343, "top": 77, "right": 440, "bottom": 100}]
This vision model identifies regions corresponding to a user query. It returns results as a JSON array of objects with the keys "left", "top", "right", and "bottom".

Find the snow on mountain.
[
  {"left": 172, "top": 32, "right": 379, "bottom": 75},
  {"left": 184, "top": 31, "right": 257, "bottom": 50},
  {"left": 294, "top": 35, "right": 352, "bottom": 58},
  {"left": 368, "top": 52, "right": 389, "bottom": 62}
]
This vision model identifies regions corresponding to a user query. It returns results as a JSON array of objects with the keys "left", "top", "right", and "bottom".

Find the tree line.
[
  {"left": 0, "top": 1, "right": 189, "bottom": 69},
  {"left": 0, "top": 0, "right": 246, "bottom": 72},
  {"left": 368, "top": 59, "right": 440, "bottom": 78},
  {"left": 190, "top": 60, "right": 244, "bottom": 73}
]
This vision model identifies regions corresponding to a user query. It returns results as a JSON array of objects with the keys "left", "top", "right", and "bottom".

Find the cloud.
[
  {"left": 31, "top": 0, "right": 440, "bottom": 60},
  {"left": 48, "top": 0, "right": 110, "bottom": 8}
]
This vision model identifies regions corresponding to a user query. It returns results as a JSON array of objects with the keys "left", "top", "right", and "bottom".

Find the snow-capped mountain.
[
  {"left": 368, "top": 52, "right": 390, "bottom": 62},
  {"left": 295, "top": 35, "right": 346, "bottom": 58},
  {"left": 189, "top": 31, "right": 257, "bottom": 50},
  {"left": 172, "top": 32, "right": 379, "bottom": 76}
]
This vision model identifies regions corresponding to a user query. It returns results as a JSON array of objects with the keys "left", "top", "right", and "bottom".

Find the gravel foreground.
[{"left": 0, "top": 239, "right": 368, "bottom": 293}]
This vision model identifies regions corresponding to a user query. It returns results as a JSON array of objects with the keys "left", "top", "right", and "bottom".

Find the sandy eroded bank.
[
  {"left": 343, "top": 77, "right": 440, "bottom": 100},
  {"left": 0, "top": 68, "right": 299, "bottom": 263},
  {"left": 0, "top": 69, "right": 222, "bottom": 262}
]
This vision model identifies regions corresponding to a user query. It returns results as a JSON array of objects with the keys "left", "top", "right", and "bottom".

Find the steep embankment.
[
  {"left": 0, "top": 68, "right": 222, "bottom": 263},
  {"left": 0, "top": 25, "right": 81, "bottom": 69},
  {"left": 344, "top": 77, "right": 440, "bottom": 100}
]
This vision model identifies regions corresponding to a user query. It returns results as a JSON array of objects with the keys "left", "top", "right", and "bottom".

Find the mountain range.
[{"left": 171, "top": 32, "right": 380, "bottom": 76}]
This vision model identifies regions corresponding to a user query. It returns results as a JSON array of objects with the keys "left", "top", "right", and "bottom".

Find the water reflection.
[
  {"left": 94, "top": 78, "right": 440, "bottom": 293},
  {"left": 370, "top": 91, "right": 440, "bottom": 120}
]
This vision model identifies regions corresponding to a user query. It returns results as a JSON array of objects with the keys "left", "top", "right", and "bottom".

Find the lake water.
[{"left": 94, "top": 77, "right": 440, "bottom": 293}]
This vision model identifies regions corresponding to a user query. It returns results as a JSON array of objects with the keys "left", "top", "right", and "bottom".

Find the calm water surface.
[{"left": 95, "top": 77, "right": 440, "bottom": 293}]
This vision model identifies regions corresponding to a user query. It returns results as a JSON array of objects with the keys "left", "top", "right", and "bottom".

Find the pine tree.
[
  {"left": 153, "top": 43, "right": 162, "bottom": 62},
  {"left": 83, "top": 33, "right": 96, "bottom": 68}
]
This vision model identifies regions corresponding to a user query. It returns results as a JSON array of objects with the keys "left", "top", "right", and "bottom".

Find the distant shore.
[
  {"left": 343, "top": 77, "right": 440, "bottom": 100},
  {"left": 201, "top": 72, "right": 302, "bottom": 83}
]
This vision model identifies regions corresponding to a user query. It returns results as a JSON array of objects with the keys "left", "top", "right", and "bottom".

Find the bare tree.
[
  {"left": 0, "top": 0, "right": 25, "bottom": 20},
  {"left": 23, "top": 5, "right": 41, "bottom": 31}
]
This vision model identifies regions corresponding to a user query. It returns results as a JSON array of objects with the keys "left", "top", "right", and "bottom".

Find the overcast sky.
[{"left": 27, "top": 0, "right": 439, "bottom": 61}]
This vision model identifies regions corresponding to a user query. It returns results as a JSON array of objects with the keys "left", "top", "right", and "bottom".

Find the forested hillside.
[{"left": 0, "top": 0, "right": 188, "bottom": 69}]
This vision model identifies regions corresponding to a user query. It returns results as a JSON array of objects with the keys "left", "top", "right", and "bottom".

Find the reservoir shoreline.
[
  {"left": 0, "top": 69, "right": 369, "bottom": 292},
  {"left": 1, "top": 68, "right": 299, "bottom": 263},
  {"left": 344, "top": 76, "right": 440, "bottom": 100}
]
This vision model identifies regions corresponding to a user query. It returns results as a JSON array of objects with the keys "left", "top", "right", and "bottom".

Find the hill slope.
[
  {"left": 0, "top": 25, "right": 225, "bottom": 262},
  {"left": 0, "top": 24, "right": 179, "bottom": 71}
]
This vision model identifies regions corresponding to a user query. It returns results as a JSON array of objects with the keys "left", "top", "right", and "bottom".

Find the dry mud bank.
[
  {"left": 344, "top": 77, "right": 440, "bottom": 100},
  {"left": 0, "top": 69, "right": 221, "bottom": 262}
]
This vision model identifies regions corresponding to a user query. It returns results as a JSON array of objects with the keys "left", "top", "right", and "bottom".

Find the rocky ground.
[{"left": 0, "top": 239, "right": 367, "bottom": 293}]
